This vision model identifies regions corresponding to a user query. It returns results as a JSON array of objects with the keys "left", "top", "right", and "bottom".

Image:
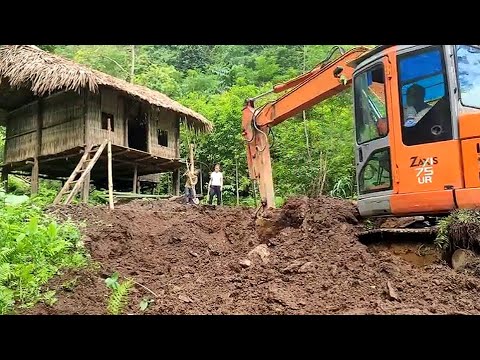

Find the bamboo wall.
[
  {"left": 5, "top": 102, "right": 38, "bottom": 163},
  {"left": 41, "top": 91, "right": 84, "bottom": 156},
  {"left": 5, "top": 91, "right": 86, "bottom": 163},
  {"left": 149, "top": 108, "right": 179, "bottom": 159},
  {"left": 86, "top": 88, "right": 125, "bottom": 146},
  {"left": 4, "top": 87, "right": 181, "bottom": 166}
]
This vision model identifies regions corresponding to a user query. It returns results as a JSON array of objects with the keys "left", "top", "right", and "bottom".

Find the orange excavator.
[{"left": 242, "top": 45, "right": 480, "bottom": 239}]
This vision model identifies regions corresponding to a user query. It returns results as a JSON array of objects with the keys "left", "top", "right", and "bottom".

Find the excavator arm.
[{"left": 241, "top": 46, "right": 371, "bottom": 208}]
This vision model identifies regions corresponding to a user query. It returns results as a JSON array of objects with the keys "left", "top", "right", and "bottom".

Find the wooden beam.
[
  {"left": 5, "top": 129, "right": 36, "bottom": 141},
  {"left": 11, "top": 171, "right": 66, "bottom": 181},
  {"left": 38, "top": 150, "right": 84, "bottom": 163},
  {"left": 113, "top": 149, "right": 131, "bottom": 156},
  {"left": 137, "top": 155, "right": 155, "bottom": 162},
  {"left": 98, "top": 154, "right": 172, "bottom": 167}
]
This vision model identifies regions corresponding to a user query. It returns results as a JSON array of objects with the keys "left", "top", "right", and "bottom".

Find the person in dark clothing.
[
  {"left": 403, "top": 84, "right": 432, "bottom": 127},
  {"left": 208, "top": 164, "right": 223, "bottom": 205}
]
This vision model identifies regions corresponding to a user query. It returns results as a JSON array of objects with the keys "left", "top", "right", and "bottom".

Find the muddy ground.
[{"left": 26, "top": 196, "right": 480, "bottom": 315}]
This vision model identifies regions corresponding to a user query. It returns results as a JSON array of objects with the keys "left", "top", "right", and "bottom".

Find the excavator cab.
[
  {"left": 353, "top": 45, "right": 480, "bottom": 218},
  {"left": 242, "top": 45, "right": 480, "bottom": 222}
]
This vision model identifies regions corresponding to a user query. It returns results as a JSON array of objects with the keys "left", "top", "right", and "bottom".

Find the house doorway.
[{"left": 128, "top": 112, "right": 148, "bottom": 152}]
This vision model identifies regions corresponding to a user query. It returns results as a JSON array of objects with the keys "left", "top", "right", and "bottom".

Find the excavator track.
[
  {"left": 357, "top": 226, "right": 438, "bottom": 244},
  {"left": 356, "top": 215, "right": 440, "bottom": 245}
]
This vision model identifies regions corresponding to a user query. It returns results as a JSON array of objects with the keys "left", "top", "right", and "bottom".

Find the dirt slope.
[{"left": 26, "top": 196, "right": 480, "bottom": 315}]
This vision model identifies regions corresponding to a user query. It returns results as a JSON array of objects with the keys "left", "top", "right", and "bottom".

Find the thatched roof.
[{"left": 0, "top": 45, "right": 213, "bottom": 133}]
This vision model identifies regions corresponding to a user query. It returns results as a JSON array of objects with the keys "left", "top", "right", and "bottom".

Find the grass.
[
  {"left": 0, "top": 188, "right": 89, "bottom": 314},
  {"left": 435, "top": 209, "right": 480, "bottom": 252}
]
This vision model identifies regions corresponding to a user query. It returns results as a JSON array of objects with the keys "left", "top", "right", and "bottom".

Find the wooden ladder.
[{"left": 53, "top": 140, "right": 108, "bottom": 205}]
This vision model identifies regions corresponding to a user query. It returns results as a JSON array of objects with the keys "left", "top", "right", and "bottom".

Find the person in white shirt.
[{"left": 208, "top": 164, "right": 223, "bottom": 205}]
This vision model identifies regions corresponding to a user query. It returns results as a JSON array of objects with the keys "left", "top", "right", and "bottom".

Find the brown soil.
[{"left": 24, "top": 195, "right": 480, "bottom": 315}]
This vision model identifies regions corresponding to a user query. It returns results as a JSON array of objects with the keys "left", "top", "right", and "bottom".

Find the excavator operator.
[{"left": 403, "top": 84, "right": 432, "bottom": 127}]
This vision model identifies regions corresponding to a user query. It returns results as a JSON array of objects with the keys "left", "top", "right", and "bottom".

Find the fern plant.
[{"left": 105, "top": 272, "right": 133, "bottom": 315}]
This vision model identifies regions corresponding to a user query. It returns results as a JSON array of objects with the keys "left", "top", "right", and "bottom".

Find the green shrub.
[{"left": 0, "top": 189, "right": 88, "bottom": 314}]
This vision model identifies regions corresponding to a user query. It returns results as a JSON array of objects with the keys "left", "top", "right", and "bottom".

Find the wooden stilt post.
[
  {"left": 31, "top": 100, "right": 43, "bottom": 196},
  {"left": 107, "top": 117, "right": 114, "bottom": 210},
  {"left": 133, "top": 165, "right": 138, "bottom": 193},
  {"left": 31, "top": 159, "right": 39, "bottom": 195},
  {"left": 82, "top": 151, "right": 91, "bottom": 203}
]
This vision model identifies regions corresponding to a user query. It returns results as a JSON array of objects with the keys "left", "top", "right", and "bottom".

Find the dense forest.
[{"left": 1, "top": 45, "right": 361, "bottom": 204}]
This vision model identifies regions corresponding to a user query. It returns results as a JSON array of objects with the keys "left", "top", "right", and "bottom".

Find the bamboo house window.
[
  {"left": 101, "top": 112, "right": 115, "bottom": 131},
  {"left": 157, "top": 129, "right": 168, "bottom": 147}
]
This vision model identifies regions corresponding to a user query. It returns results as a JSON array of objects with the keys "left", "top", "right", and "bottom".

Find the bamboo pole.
[
  {"left": 107, "top": 118, "right": 114, "bottom": 210},
  {"left": 189, "top": 143, "right": 194, "bottom": 172},
  {"left": 130, "top": 45, "right": 135, "bottom": 84},
  {"left": 235, "top": 158, "right": 239, "bottom": 206}
]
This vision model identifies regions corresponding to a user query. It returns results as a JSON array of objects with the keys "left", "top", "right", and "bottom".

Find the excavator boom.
[{"left": 242, "top": 46, "right": 371, "bottom": 208}]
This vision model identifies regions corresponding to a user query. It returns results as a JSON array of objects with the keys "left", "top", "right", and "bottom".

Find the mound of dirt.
[{"left": 25, "top": 196, "right": 480, "bottom": 315}]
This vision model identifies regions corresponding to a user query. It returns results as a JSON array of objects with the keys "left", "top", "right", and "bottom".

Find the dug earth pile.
[{"left": 27, "top": 196, "right": 480, "bottom": 315}]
